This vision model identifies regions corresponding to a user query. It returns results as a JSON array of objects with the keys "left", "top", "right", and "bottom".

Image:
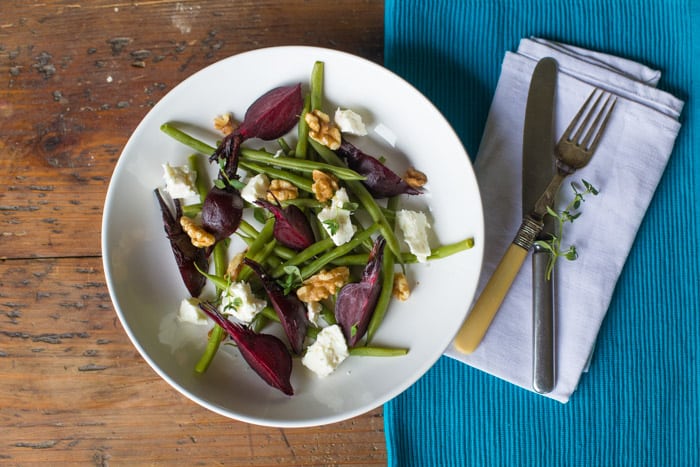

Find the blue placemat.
[{"left": 383, "top": 0, "right": 699, "bottom": 465}]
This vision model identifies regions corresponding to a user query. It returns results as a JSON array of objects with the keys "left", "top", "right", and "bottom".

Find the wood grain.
[
  {"left": 0, "top": 1, "right": 387, "bottom": 464},
  {"left": 0, "top": 0, "right": 383, "bottom": 259}
]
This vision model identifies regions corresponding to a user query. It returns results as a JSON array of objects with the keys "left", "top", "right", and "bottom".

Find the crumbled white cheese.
[
  {"left": 162, "top": 163, "right": 199, "bottom": 201},
  {"left": 240, "top": 173, "right": 270, "bottom": 203},
  {"left": 306, "top": 301, "right": 322, "bottom": 327},
  {"left": 302, "top": 325, "right": 349, "bottom": 377},
  {"left": 334, "top": 108, "right": 368, "bottom": 135},
  {"left": 396, "top": 209, "right": 432, "bottom": 262},
  {"left": 317, "top": 188, "right": 357, "bottom": 246},
  {"left": 177, "top": 297, "right": 209, "bottom": 325},
  {"left": 219, "top": 281, "right": 267, "bottom": 324},
  {"left": 373, "top": 123, "right": 397, "bottom": 147}
]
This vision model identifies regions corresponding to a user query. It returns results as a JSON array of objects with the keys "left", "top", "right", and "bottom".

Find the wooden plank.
[
  {"left": 0, "top": 1, "right": 388, "bottom": 463},
  {"left": 0, "top": 257, "right": 387, "bottom": 465},
  {"left": 0, "top": 0, "right": 384, "bottom": 259}
]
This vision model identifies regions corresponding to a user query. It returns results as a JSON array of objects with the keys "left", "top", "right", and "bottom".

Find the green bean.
[
  {"left": 188, "top": 154, "right": 210, "bottom": 201},
  {"left": 239, "top": 239, "right": 278, "bottom": 282},
  {"left": 299, "top": 223, "right": 379, "bottom": 280},
  {"left": 272, "top": 237, "right": 336, "bottom": 278},
  {"left": 328, "top": 253, "right": 371, "bottom": 266},
  {"left": 237, "top": 219, "right": 260, "bottom": 238},
  {"left": 367, "top": 196, "right": 400, "bottom": 342},
  {"left": 194, "top": 240, "right": 229, "bottom": 374},
  {"left": 349, "top": 346, "right": 408, "bottom": 357},
  {"left": 320, "top": 236, "right": 477, "bottom": 265},
  {"left": 213, "top": 241, "right": 229, "bottom": 285},
  {"left": 309, "top": 139, "right": 403, "bottom": 260},
  {"left": 239, "top": 233, "right": 295, "bottom": 263},
  {"left": 402, "top": 237, "right": 475, "bottom": 263},
  {"left": 238, "top": 220, "right": 296, "bottom": 261},
  {"left": 246, "top": 217, "right": 275, "bottom": 259},
  {"left": 277, "top": 137, "right": 292, "bottom": 155},
  {"left": 239, "top": 148, "right": 365, "bottom": 181},
  {"left": 238, "top": 218, "right": 275, "bottom": 282},
  {"left": 295, "top": 93, "right": 311, "bottom": 158},
  {"left": 310, "top": 61, "right": 324, "bottom": 111},
  {"left": 239, "top": 160, "right": 313, "bottom": 193},
  {"left": 194, "top": 262, "right": 228, "bottom": 291},
  {"left": 182, "top": 203, "right": 202, "bottom": 217},
  {"left": 161, "top": 123, "right": 216, "bottom": 154},
  {"left": 281, "top": 198, "right": 324, "bottom": 210},
  {"left": 195, "top": 325, "right": 225, "bottom": 373}
]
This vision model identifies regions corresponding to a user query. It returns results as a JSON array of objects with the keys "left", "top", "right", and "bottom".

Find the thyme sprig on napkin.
[{"left": 535, "top": 179, "right": 599, "bottom": 279}]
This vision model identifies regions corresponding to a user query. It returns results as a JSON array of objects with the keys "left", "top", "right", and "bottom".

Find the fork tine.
[
  {"left": 585, "top": 96, "right": 617, "bottom": 153},
  {"left": 563, "top": 89, "right": 598, "bottom": 143},
  {"left": 572, "top": 89, "right": 606, "bottom": 144}
]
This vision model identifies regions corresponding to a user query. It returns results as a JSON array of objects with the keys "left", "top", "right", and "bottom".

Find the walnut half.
[
  {"left": 392, "top": 272, "right": 410, "bottom": 301},
  {"left": 296, "top": 267, "right": 350, "bottom": 303},
  {"left": 311, "top": 170, "right": 339, "bottom": 203},
  {"left": 266, "top": 179, "right": 299, "bottom": 202},
  {"left": 179, "top": 216, "right": 215, "bottom": 248},
  {"left": 404, "top": 167, "right": 428, "bottom": 189},
  {"left": 305, "top": 109, "right": 341, "bottom": 150}
]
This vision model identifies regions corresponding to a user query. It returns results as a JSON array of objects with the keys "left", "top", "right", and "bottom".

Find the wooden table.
[{"left": 0, "top": 1, "right": 386, "bottom": 464}]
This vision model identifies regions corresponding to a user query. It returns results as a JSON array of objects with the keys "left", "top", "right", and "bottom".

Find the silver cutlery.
[{"left": 454, "top": 87, "right": 617, "bottom": 355}]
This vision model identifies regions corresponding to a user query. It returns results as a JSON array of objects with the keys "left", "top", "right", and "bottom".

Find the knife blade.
[
  {"left": 454, "top": 57, "right": 558, "bottom": 355},
  {"left": 522, "top": 59, "right": 558, "bottom": 394}
]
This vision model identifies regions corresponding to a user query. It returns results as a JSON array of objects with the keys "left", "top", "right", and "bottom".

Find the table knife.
[
  {"left": 454, "top": 57, "right": 558, "bottom": 355},
  {"left": 526, "top": 62, "right": 558, "bottom": 394}
]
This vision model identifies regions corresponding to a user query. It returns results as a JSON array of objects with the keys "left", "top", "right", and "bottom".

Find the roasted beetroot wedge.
[
  {"left": 243, "top": 258, "right": 308, "bottom": 354},
  {"left": 336, "top": 140, "right": 421, "bottom": 198},
  {"left": 201, "top": 185, "right": 244, "bottom": 243},
  {"left": 198, "top": 301, "right": 293, "bottom": 396},
  {"left": 212, "top": 83, "right": 303, "bottom": 180},
  {"left": 154, "top": 189, "right": 208, "bottom": 297},
  {"left": 254, "top": 199, "right": 315, "bottom": 250},
  {"left": 335, "top": 236, "right": 386, "bottom": 346}
]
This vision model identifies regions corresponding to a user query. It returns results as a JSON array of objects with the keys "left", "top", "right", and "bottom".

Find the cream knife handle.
[
  {"left": 532, "top": 244, "right": 555, "bottom": 394},
  {"left": 453, "top": 243, "right": 528, "bottom": 354}
]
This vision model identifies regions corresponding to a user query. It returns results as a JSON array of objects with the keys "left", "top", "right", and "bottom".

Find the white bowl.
[{"left": 102, "top": 46, "right": 484, "bottom": 427}]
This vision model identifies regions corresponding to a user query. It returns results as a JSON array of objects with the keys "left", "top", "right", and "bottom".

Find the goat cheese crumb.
[
  {"left": 317, "top": 188, "right": 356, "bottom": 246},
  {"left": 219, "top": 281, "right": 267, "bottom": 324},
  {"left": 240, "top": 173, "right": 270, "bottom": 203},
  {"left": 162, "top": 163, "right": 199, "bottom": 201},
  {"left": 302, "top": 325, "right": 349, "bottom": 377},
  {"left": 306, "top": 301, "right": 322, "bottom": 327},
  {"left": 396, "top": 209, "right": 432, "bottom": 262},
  {"left": 334, "top": 108, "right": 368, "bottom": 135},
  {"left": 177, "top": 297, "right": 209, "bottom": 325}
]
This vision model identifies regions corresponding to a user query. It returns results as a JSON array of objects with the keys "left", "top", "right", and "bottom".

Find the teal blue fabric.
[{"left": 383, "top": 1, "right": 699, "bottom": 465}]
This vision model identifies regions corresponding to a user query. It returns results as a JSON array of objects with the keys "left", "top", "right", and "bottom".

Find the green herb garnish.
[{"left": 534, "top": 179, "right": 599, "bottom": 279}]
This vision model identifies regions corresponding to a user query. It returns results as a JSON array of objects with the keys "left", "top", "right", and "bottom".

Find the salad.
[{"left": 154, "top": 61, "right": 474, "bottom": 395}]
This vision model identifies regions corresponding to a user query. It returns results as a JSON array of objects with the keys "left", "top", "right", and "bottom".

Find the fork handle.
[{"left": 453, "top": 243, "right": 528, "bottom": 354}]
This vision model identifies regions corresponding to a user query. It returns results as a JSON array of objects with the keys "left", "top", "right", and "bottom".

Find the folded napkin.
[{"left": 444, "top": 37, "right": 683, "bottom": 402}]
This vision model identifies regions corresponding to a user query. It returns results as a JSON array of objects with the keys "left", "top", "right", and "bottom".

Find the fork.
[{"left": 453, "top": 88, "right": 617, "bottom": 355}]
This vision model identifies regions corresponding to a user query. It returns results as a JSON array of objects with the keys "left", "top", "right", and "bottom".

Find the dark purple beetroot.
[
  {"left": 201, "top": 186, "right": 244, "bottom": 243},
  {"left": 243, "top": 258, "right": 308, "bottom": 355},
  {"left": 336, "top": 140, "right": 421, "bottom": 198},
  {"left": 335, "top": 236, "right": 386, "bottom": 346},
  {"left": 154, "top": 189, "right": 208, "bottom": 297},
  {"left": 254, "top": 199, "right": 315, "bottom": 251},
  {"left": 212, "top": 83, "right": 303, "bottom": 180},
  {"left": 198, "top": 301, "right": 293, "bottom": 396}
]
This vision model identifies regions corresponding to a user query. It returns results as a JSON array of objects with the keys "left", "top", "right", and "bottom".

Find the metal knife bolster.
[{"left": 513, "top": 215, "right": 544, "bottom": 250}]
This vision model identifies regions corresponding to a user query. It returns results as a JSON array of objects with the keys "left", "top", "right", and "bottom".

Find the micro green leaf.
[
  {"left": 540, "top": 179, "right": 599, "bottom": 279},
  {"left": 323, "top": 219, "right": 340, "bottom": 236}
]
